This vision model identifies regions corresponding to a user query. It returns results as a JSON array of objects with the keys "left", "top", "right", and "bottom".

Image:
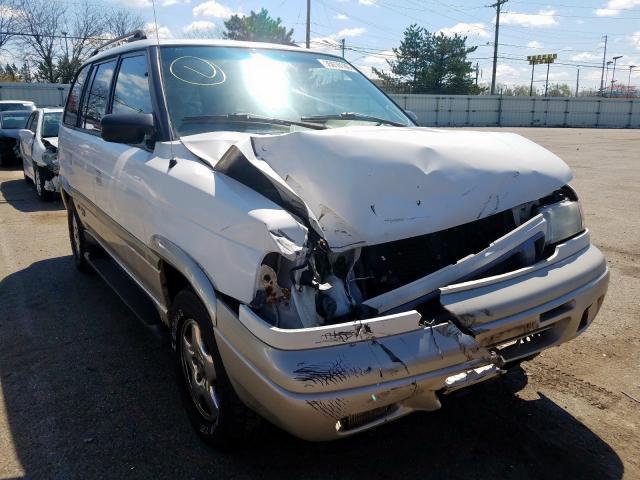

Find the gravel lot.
[{"left": 0, "top": 128, "right": 638, "bottom": 480}]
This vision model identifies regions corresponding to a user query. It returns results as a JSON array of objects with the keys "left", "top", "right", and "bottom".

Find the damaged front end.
[
  {"left": 41, "top": 139, "right": 61, "bottom": 192},
  {"left": 192, "top": 127, "right": 609, "bottom": 440}
]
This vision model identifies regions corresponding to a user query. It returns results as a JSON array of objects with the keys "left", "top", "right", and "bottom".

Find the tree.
[
  {"left": 57, "top": 2, "right": 106, "bottom": 83},
  {"left": 18, "top": 0, "right": 66, "bottom": 82},
  {"left": 547, "top": 83, "right": 572, "bottom": 97},
  {"left": 373, "top": 24, "right": 477, "bottom": 94},
  {"left": 104, "top": 8, "right": 145, "bottom": 38},
  {"left": 18, "top": 62, "right": 32, "bottom": 82},
  {"left": 222, "top": 9, "right": 294, "bottom": 45},
  {"left": 0, "top": 0, "right": 20, "bottom": 52}
]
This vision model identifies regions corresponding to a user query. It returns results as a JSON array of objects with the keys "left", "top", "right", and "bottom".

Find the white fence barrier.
[
  {"left": 0, "top": 82, "right": 70, "bottom": 107},
  {"left": 390, "top": 94, "right": 640, "bottom": 128}
]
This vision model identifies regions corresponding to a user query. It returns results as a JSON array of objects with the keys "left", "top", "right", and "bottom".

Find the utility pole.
[
  {"left": 341, "top": 38, "right": 345, "bottom": 58},
  {"left": 489, "top": 0, "right": 508, "bottom": 95},
  {"left": 610, "top": 55, "right": 622, "bottom": 97},
  {"left": 61, "top": 31, "right": 68, "bottom": 59},
  {"left": 305, "top": 0, "right": 311, "bottom": 49},
  {"left": 475, "top": 62, "right": 479, "bottom": 85},
  {"left": 599, "top": 34, "right": 608, "bottom": 96},
  {"left": 575, "top": 67, "right": 580, "bottom": 97},
  {"left": 628, "top": 65, "right": 636, "bottom": 95}
]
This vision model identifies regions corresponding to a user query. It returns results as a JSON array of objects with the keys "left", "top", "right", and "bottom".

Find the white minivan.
[{"left": 58, "top": 31, "right": 609, "bottom": 447}]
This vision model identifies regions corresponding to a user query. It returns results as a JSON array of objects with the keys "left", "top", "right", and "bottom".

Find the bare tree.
[
  {"left": 0, "top": 0, "right": 20, "bottom": 51},
  {"left": 18, "top": 0, "right": 66, "bottom": 82},
  {"left": 104, "top": 8, "right": 145, "bottom": 38},
  {"left": 57, "top": 1, "right": 106, "bottom": 83}
]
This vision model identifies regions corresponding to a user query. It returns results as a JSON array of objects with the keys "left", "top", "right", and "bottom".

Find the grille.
[{"left": 355, "top": 210, "right": 517, "bottom": 299}]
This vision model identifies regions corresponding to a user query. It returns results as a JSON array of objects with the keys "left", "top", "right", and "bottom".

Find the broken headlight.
[{"left": 538, "top": 200, "right": 584, "bottom": 246}]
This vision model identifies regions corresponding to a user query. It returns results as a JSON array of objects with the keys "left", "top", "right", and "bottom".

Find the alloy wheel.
[
  {"left": 71, "top": 213, "right": 81, "bottom": 258},
  {"left": 34, "top": 168, "right": 42, "bottom": 196},
  {"left": 180, "top": 318, "right": 220, "bottom": 422}
]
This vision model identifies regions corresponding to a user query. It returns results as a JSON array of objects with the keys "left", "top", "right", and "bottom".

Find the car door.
[
  {"left": 31, "top": 110, "right": 47, "bottom": 166},
  {"left": 19, "top": 111, "right": 37, "bottom": 177},
  {"left": 93, "top": 51, "right": 164, "bottom": 298}
]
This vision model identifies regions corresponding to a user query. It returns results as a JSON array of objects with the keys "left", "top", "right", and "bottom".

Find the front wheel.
[
  {"left": 67, "top": 201, "right": 93, "bottom": 273},
  {"left": 172, "top": 289, "right": 260, "bottom": 448},
  {"left": 34, "top": 164, "right": 53, "bottom": 201}
]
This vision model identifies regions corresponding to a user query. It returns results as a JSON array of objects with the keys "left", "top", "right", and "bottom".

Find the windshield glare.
[
  {"left": 1, "top": 113, "right": 30, "bottom": 129},
  {"left": 42, "top": 112, "right": 62, "bottom": 138},
  {"left": 160, "top": 46, "right": 411, "bottom": 136}
]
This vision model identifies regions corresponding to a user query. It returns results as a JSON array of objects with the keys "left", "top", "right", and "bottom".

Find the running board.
[{"left": 85, "top": 252, "right": 162, "bottom": 328}]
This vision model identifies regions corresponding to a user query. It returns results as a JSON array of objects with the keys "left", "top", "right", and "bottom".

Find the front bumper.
[
  {"left": 39, "top": 162, "right": 60, "bottom": 192},
  {"left": 215, "top": 238, "right": 608, "bottom": 441}
]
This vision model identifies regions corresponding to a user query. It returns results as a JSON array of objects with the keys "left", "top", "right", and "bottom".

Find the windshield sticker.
[
  {"left": 169, "top": 56, "right": 226, "bottom": 86},
  {"left": 317, "top": 59, "right": 356, "bottom": 72}
]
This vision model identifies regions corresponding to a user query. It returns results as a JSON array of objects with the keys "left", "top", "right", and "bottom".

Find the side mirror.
[
  {"left": 405, "top": 110, "right": 419, "bottom": 124},
  {"left": 101, "top": 113, "right": 155, "bottom": 144}
]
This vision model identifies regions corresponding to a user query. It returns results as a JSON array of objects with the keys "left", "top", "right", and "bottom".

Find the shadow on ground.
[
  {"left": 0, "top": 175, "right": 64, "bottom": 213},
  {"left": 0, "top": 256, "right": 624, "bottom": 479}
]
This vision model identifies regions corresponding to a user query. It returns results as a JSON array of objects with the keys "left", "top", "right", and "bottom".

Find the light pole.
[
  {"left": 527, "top": 54, "right": 556, "bottom": 96},
  {"left": 604, "top": 61, "right": 613, "bottom": 96},
  {"left": 628, "top": 65, "right": 636, "bottom": 96},
  {"left": 610, "top": 55, "right": 623, "bottom": 97}
]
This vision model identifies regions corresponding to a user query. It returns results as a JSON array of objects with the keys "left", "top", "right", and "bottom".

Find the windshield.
[
  {"left": 0, "top": 103, "right": 32, "bottom": 112},
  {"left": 42, "top": 112, "right": 62, "bottom": 138},
  {"left": 1, "top": 112, "right": 30, "bottom": 129},
  {"left": 160, "top": 46, "right": 412, "bottom": 136}
]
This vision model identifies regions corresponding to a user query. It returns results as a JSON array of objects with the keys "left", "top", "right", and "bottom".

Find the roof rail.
[{"left": 91, "top": 30, "right": 147, "bottom": 57}]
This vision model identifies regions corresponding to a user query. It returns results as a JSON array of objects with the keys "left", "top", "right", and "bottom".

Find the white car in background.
[{"left": 20, "top": 108, "right": 63, "bottom": 201}]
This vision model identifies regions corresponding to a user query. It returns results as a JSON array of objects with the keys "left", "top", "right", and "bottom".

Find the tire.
[
  {"left": 33, "top": 164, "right": 53, "bottom": 201},
  {"left": 67, "top": 200, "right": 93, "bottom": 273},
  {"left": 171, "top": 289, "right": 260, "bottom": 448}
]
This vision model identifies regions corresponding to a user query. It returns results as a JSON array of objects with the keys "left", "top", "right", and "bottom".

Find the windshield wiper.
[
  {"left": 181, "top": 113, "right": 326, "bottom": 130},
  {"left": 301, "top": 112, "right": 406, "bottom": 127}
]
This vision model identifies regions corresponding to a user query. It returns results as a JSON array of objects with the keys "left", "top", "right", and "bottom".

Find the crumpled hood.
[{"left": 182, "top": 126, "right": 572, "bottom": 250}]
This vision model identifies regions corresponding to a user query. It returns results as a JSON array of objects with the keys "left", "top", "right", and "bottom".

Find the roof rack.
[{"left": 91, "top": 30, "right": 147, "bottom": 57}]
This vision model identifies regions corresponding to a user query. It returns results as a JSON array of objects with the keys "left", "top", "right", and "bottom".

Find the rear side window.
[
  {"left": 81, "top": 59, "right": 117, "bottom": 132},
  {"left": 63, "top": 65, "right": 90, "bottom": 127},
  {"left": 112, "top": 55, "right": 153, "bottom": 115}
]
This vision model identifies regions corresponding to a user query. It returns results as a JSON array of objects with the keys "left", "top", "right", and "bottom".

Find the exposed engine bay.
[{"left": 250, "top": 186, "right": 581, "bottom": 329}]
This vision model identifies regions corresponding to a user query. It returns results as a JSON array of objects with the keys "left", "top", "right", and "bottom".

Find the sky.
[
  {"left": 11, "top": 0, "right": 640, "bottom": 91},
  {"left": 136, "top": 0, "right": 640, "bottom": 92}
]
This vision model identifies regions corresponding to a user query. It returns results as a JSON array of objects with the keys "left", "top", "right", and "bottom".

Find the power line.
[{"left": 0, "top": 31, "right": 108, "bottom": 41}]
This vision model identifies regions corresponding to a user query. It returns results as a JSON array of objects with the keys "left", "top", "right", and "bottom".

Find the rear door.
[{"left": 59, "top": 64, "right": 92, "bottom": 201}]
